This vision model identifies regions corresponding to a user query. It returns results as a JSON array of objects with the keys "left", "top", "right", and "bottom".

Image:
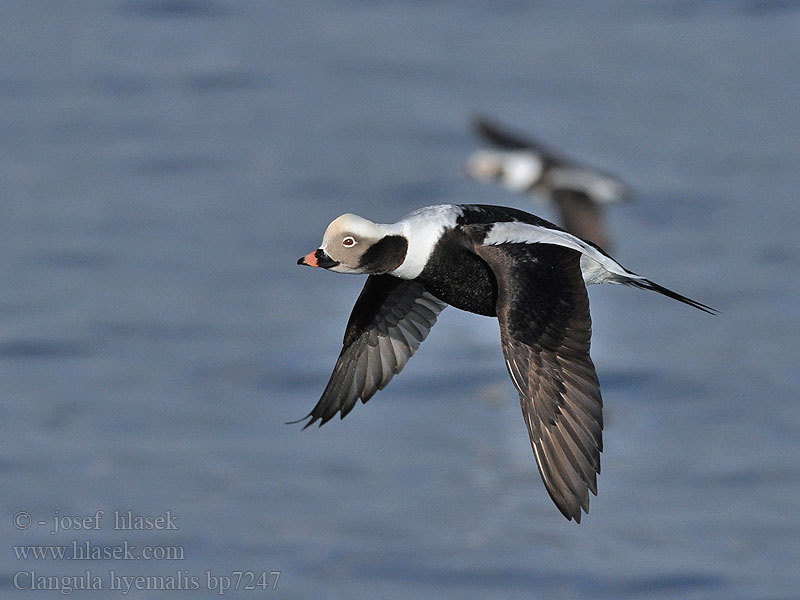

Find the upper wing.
[
  {"left": 550, "top": 188, "right": 612, "bottom": 253},
  {"left": 299, "top": 274, "right": 447, "bottom": 428},
  {"left": 472, "top": 115, "right": 564, "bottom": 163},
  {"left": 474, "top": 241, "right": 603, "bottom": 522}
]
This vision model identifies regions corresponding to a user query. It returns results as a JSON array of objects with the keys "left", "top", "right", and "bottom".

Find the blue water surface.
[{"left": 0, "top": 1, "right": 798, "bottom": 598}]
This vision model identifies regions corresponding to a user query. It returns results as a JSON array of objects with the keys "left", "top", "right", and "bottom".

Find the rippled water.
[{"left": 1, "top": 1, "right": 798, "bottom": 598}]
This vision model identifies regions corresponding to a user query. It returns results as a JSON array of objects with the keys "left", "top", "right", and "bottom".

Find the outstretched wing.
[
  {"left": 299, "top": 274, "right": 447, "bottom": 428},
  {"left": 551, "top": 188, "right": 612, "bottom": 253},
  {"left": 472, "top": 115, "right": 564, "bottom": 163},
  {"left": 475, "top": 241, "right": 602, "bottom": 522}
]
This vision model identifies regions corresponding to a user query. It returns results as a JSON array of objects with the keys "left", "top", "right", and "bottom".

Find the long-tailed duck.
[
  {"left": 466, "top": 116, "right": 631, "bottom": 252},
  {"left": 296, "top": 204, "right": 714, "bottom": 522}
]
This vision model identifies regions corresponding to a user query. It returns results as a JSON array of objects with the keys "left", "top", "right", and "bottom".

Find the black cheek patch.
[{"left": 358, "top": 235, "right": 408, "bottom": 273}]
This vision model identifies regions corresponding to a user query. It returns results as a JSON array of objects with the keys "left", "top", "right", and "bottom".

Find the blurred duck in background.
[{"left": 466, "top": 116, "right": 632, "bottom": 252}]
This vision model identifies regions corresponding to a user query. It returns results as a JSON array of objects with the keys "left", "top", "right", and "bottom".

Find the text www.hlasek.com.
[{"left": 14, "top": 540, "right": 184, "bottom": 561}]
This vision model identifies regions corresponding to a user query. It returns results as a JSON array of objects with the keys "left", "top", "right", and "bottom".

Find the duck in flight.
[
  {"left": 466, "top": 116, "right": 631, "bottom": 252},
  {"left": 296, "top": 204, "right": 714, "bottom": 522}
]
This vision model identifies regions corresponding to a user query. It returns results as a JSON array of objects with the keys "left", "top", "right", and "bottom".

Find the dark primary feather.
[
  {"left": 298, "top": 274, "right": 447, "bottom": 428},
  {"left": 475, "top": 241, "right": 603, "bottom": 523}
]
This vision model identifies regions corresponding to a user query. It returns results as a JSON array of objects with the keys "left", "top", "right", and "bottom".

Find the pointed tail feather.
[{"left": 626, "top": 279, "right": 718, "bottom": 315}]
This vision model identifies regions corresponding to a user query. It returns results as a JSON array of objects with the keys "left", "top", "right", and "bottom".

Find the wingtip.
[
  {"left": 471, "top": 114, "right": 501, "bottom": 140},
  {"left": 286, "top": 408, "right": 344, "bottom": 429},
  {"left": 555, "top": 503, "right": 585, "bottom": 524},
  {"left": 471, "top": 113, "right": 492, "bottom": 131},
  {"left": 285, "top": 413, "right": 313, "bottom": 428}
]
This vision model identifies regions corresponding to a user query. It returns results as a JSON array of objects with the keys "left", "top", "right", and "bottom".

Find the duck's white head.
[{"left": 298, "top": 213, "right": 408, "bottom": 275}]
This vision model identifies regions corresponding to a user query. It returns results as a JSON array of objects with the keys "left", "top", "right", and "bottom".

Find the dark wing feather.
[
  {"left": 550, "top": 188, "right": 612, "bottom": 253},
  {"left": 475, "top": 242, "right": 602, "bottom": 523},
  {"left": 299, "top": 274, "right": 447, "bottom": 428},
  {"left": 472, "top": 115, "right": 566, "bottom": 165}
]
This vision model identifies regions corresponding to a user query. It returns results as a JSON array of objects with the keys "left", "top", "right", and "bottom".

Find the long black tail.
[{"left": 626, "top": 279, "right": 718, "bottom": 315}]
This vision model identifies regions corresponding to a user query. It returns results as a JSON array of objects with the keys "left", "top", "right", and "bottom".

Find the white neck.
[{"left": 389, "top": 205, "right": 463, "bottom": 279}]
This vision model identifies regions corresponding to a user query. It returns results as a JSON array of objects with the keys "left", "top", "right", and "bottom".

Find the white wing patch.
[
  {"left": 547, "top": 167, "right": 627, "bottom": 204},
  {"left": 483, "top": 221, "right": 645, "bottom": 286}
]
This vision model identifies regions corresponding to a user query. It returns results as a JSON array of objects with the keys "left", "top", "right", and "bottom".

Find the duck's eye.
[{"left": 342, "top": 236, "right": 356, "bottom": 247}]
